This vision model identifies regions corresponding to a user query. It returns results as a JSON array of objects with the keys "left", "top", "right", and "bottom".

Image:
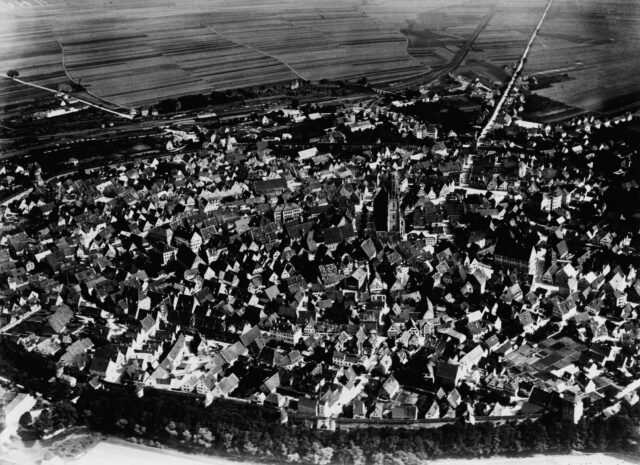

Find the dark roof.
[
  {"left": 323, "top": 224, "right": 356, "bottom": 244},
  {"left": 254, "top": 178, "right": 287, "bottom": 194},
  {"left": 493, "top": 237, "right": 532, "bottom": 261},
  {"left": 436, "top": 361, "right": 459, "bottom": 383}
]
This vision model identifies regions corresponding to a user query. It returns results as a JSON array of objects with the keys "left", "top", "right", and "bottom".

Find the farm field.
[
  {"left": 379, "top": 0, "right": 640, "bottom": 120},
  {"left": 364, "top": 0, "right": 551, "bottom": 84},
  {"left": 466, "top": 0, "right": 549, "bottom": 68},
  {"left": 1, "top": 0, "right": 639, "bottom": 118},
  {"left": 0, "top": 0, "right": 70, "bottom": 114},
  {"left": 0, "top": 0, "right": 435, "bottom": 110},
  {"left": 524, "top": 0, "right": 640, "bottom": 120}
]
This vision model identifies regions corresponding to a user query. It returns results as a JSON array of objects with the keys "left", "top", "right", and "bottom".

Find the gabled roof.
[
  {"left": 47, "top": 304, "right": 74, "bottom": 333},
  {"left": 240, "top": 326, "right": 262, "bottom": 347},
  {"left": 216, "top": 374, "right": 239, "bottom": 394}
]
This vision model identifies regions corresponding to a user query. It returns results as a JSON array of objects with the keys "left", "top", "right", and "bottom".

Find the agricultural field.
[
  {"left": 377, "top": 0, "right": 640, "bottom": 120},
  {"left": 1, "top": 0, "right": 511, "bottom": 111},
  {"left": 0, "top": 0, "right": 433, "bottom": 110},
  {"left": 0, "top": 0, "right": 70, "bottom": 115},
  {"left": 399, "top": 2, "right": 494, "bottom": 68},
  {"left": 524, "top": 0, "right": 640, "bottom": 121},
  {"left": 1, "top": 0, "right": 639, "bottom": 119}
]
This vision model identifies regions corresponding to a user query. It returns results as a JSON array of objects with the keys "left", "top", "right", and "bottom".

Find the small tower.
[
  {"left": 387, "top": 171, "right": 400, "bottom": 232},
  {"left": 32, "top": 163, "right": 44, "bottom": 187},
  {"left": 460, "top": 153, "right": 475, "bottom": 186}
]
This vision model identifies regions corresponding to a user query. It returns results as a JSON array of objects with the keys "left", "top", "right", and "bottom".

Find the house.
[
  {"left": 381, "top": 374, "right": 400, "bottom": 398},
  {"left": 424, "top": 401, "right": 440, "bottom": 419},
  {"left": 492, "top": 240, "right": 537, "bottom": 276},
  {"left": 89, "top": 356, "right": 121, "bottom": 383},
  {"left": 254, "top": 178, "right": 287, "bottom": 196},
  {"left": 459, "top": 345, "right": 485, "bottom": 376},
  {"left": 281, "top": 203, "right": 303, "bottom": 222},
  {"left": 322, "top": 224, "right": 356, "bottom": 250},
  {"left": 352, "top": 400, "right": 366, "bottom": 419},
  {"left": 447, "top": 388, "right": 462, "bottom": 408},
  {"left": 174, "top": 231, "right": 203, "bottom": 252},
  {"left": 436, "top": 362, "right": 460, "bottom": 387},
  {"left": 57, "top": 337, "right": 94, "bottom": 369},
  {"left": 212, "top": 374, "right": 239, "bottom": 398},
  {"left": 518, "top": 311, "right": 536, "bottom": 333},
  {"left": 345, "top": 268, "right": 367, "bottom": 290},
  {"left": 540, "top": 189, "right": 563, "bottom": 212},
  {"left": 298, "top": 397, "right": 318, "bottom": 416},
  {"left": 46, "top": 304, "right": 74, "bottom": 334},
  {"left": 264, "top": 392, "right": 286, "bottom": 408},
  {"left": 391, "top": 405, "right": 418, "bottom": 420}
]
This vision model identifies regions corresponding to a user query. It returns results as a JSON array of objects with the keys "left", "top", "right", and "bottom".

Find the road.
[
  {"left": 478, "top": 0, "right": 555, "bottom": 143},
  {"left": 0, "top": 307, "right": 41, "bottom": 334},
  {"left": 2, "top": 74, "right": 133, "bottom": 120}
]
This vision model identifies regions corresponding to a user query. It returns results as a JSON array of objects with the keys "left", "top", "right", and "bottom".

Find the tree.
[
  {"left": 223, "top": 433, "right": 234, "bottom": 451},
  {"left": 209, "top": 91, "right": 229, "bottom": 105},
  {"left": 244, "top": 440, "right": 258, "bottom": 455},
  {"left": 343, "top": 441, "right": 365, "bottom": 465},
  {"left": 304, "top": 441, "right": 334, "bottom": 465},
  {"left": 286, "top": 452, "right": 300, "bottom": 462},
  {"left": 19, "top": 411, "right": 32, "bottom": 428},
  {"left": 158, "top": 99, "right": 177, "bottom": 113},
  {"left": 7, "top": 69, "right": 19, "bottom": 78}
]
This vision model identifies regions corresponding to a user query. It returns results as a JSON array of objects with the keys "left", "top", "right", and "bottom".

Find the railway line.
[
  {"left": 380, "top": 3, "right": 499, "bottom": 92},
  {"left": 0, "top": 92, "right": 373, "bottom": 160}
]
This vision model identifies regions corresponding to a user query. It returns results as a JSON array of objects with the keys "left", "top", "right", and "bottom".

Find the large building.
[
  {"left": 492, "top": 240, "right": 538, "bottom": 275},
  {"left": 373, "top": 173, "right": 401, "bottom": 233},
  {"left": 373, "top": 187, "right": 390, "bottom": 232}
]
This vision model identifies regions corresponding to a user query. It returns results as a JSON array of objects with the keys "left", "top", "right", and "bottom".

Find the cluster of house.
[{"left": 0, "top": 87, "right": 638, "bottom": 432}]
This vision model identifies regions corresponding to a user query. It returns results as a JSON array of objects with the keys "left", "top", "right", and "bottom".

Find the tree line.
[{"left": 62, "top": 387, "right": 640, "bottom": 465}]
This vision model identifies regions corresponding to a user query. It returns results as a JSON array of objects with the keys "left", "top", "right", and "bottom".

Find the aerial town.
[{"left": 1, "top": 56, "right": 640, "bottom": 465}]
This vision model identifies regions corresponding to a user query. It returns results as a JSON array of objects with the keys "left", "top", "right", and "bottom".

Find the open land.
[
  {"left": 0, "top": 0, "right": 431, "bottom": 110},
  {"left": 437, "top": 454, "right": 639, "bottom": 465},
  {"left": 524, "top": 0, "right": 640, "bottom": 121},
  {"left": 73, "top": 439, "right": 259, "bottom": 465},
  {"left": 47, "top": 440, "right": 640, "bottom": 465},
  {"left": 2, "top": 0, "right": 639, "bottom": 118}
]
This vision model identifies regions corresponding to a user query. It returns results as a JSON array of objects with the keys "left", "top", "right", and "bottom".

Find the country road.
[{"left": 478, "top": 0, "right": 555, "bottom": 143}]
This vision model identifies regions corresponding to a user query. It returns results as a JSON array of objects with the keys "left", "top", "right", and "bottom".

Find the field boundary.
[
  {"left": 51, "top": 23, "right": 131, "bottom": 112},
  {"left": 206, "top": 26, "right": 311, "bottom": 82}
]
